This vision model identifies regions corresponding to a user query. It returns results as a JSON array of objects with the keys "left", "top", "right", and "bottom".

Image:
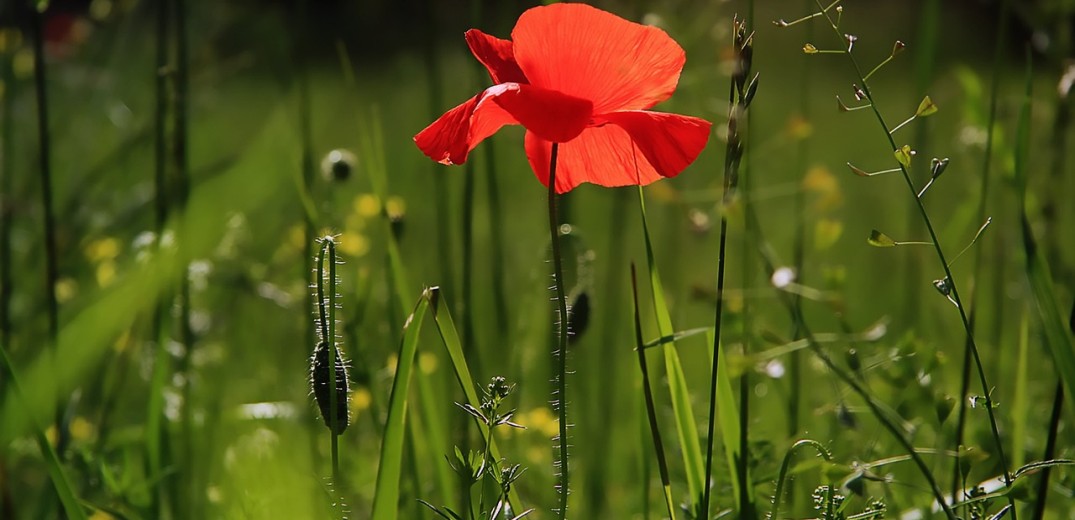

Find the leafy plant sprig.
[
  {"left": 778, "top": 0, "right": 1016, "bottom": 516},
  {"left": 420, "top": 376, "right": 532, "bottom": 520}
]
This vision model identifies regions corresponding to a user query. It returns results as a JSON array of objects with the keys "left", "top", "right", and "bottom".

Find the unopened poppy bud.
[
  {"left": 311, "top": 341, "right": 350, "bottom": 435},
  {"left": 567, "top": 291, "right": 591, "bottom": 343},
  {"left": 320, "top": 149, "right": 357, "bottom": 182}
]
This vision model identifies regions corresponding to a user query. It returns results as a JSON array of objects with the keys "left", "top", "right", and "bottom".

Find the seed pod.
[
  {"left": 311, "top": 341, "right": 349, "bottom": 435},
  {"left": 567, "top": 291, "right": 590, "bottom": 344},
  {"left": 320, "top": 149, "right": 357, "bottom": 182}
]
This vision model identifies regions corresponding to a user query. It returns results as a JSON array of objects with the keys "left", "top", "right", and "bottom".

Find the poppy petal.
[
  {"left": 465, "top": 29, "right": 528, "bottom": 84},
  {"left": 414, "top": 83, "right": 593, "bottom": 165},
  {"left": 523, "top": 127, "right": 656, "bottom": 194},
  {"left": 512, "top": 3, "right": 685, "bottom": 114},
  {"left": 524, "top": 111, "right": 710, "bottom": 193},
  {"left": 597, "top": 110, "right": 712, "bottom": 178},
  {"left": 487, "top": 83, "right": 592, "bottom": 143},
  {"left": 413, "top": 91, "right": 517, "bottom": 166}
]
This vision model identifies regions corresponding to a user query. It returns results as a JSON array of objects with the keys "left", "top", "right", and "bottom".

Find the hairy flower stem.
[
  {"left": 547, "top": 143, "right": 570, "bottom": 519},
  {"left": 316, "top": 240, "right": 342, "bottom": 485},
  {"left": 815, "top": 3, "right": 1014, "bottom": 514}
]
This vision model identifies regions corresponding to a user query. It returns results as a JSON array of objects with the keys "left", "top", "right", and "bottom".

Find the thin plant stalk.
[
  {"left": 630, "top": 264, "right": 676, "bottom": 520},
  {"left": 702, "top": 16, "right": 755, "bottom": 519},
  {"left": 788, "top": 0, "right": 814, "bottom": 439},
  {"left": 0, "top": 34, "right": 16, "bottom": 520},
  {"left": 738, "top": 6, "right": 757, "bottom": 519},
  {"left": 30, "top": 0, "right": 63, "bottom": 454},
  {"left": 145, "top": 0, "right": 172, "bottom": 515},
  {"left": 950, "top": 0, "right": 1008, "bottom": 502},
  {"left": 0, "top": 22, "right": 15, "bottom": 366},
  {"left": 813, "top": 3, "right": 1016, "bottom": 514},
  {"left": 170, "top": 0, "right": 196, "bottom": 515},
  {"left": 1031, "top": 381, "right": 1064, "bottom": 520},
  {"left": 546, "top": 143, "right": 570, "bottom": 520}
]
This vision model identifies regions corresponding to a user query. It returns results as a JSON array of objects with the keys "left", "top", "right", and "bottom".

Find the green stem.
[
  {"left": 631, "top": 265, "right": 677, "bottom": 520},
  {"left": 1031, "top": 381, "right": 1064, "bottom": 520},
  {"left": 31, "top": 0, "right": 63, "bottom": 454},
  {"left": 547, "top": 143, "right": 569, "bottom": 520},
  {"left": 771, "top": 440, "right": 833, "bottom": 520},
  {"left": 146, "top": 0, "right": 171, "bottom": 515},
  {"left": 316, "top": 240, "right": 341, "bottom": 485}
]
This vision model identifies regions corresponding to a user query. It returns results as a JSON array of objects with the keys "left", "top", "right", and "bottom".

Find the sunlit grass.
[{"left": 0, "top": 1, "right": 1073, "bottom": 519}]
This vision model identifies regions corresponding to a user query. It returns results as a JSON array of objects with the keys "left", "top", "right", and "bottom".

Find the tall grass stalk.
[
  {"left": 0, "top": 24, "right": 15, "bottom": 370},
  {"left": 145, "top": 0, "right": 173, "bottom": 515},
  {"left": 1013, "top": 49, "right": 1075, "bottom": 520},
  {"left": 950, "top": 0, "right": 1008, "bottom": 503},
  {"left": 1032, "top": 13, "right": 1075, "bottom": 520},
  {"left": 738, "top": 5, "right": 757, "bottom": 519},
  {"left": 787, "top": 0, "right": 814, "bottom": 438},
  {"left": 0, "top": 43, "right": 15, "bottom": 519},
  {"left": 636, "top": 187, "right": 705, "bottom": 513},
  {"left": 30, "top": 0, "right": 63, "bottom": 454},
  {"left": 702, "top": 15, "right": 756, "bottom": 519},
  {"left": 545, "top": 143, "right": 571, "bottom": 520},
  {"left": 169, "top": 0, "right": 197, "bottom": 515},
  {"left": 810, "top": 2, "right": 1016, "bottom": 514},
  {"left": 630, "top": 264, "right": 677, "bottom": 520}
]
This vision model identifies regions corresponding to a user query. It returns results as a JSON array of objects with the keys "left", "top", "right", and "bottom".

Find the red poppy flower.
[{"left": 414, "top": 3, "right": 712, "bottom": 194}]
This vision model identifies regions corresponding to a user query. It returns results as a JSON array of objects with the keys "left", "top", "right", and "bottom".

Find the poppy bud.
[
  {"left": 311, "top": 341, "right": 350, "bottom": 435},
  {"left": 320, "top": 149, "right": 357, "bottom": 182},
  {"left": 567, "top": 291, "right": 590, "bottom": 343}
]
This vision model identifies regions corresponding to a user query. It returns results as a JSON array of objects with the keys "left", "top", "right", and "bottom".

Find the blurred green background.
[{"left": 1, "top": 0, "right": 1073, "bottom": 518}]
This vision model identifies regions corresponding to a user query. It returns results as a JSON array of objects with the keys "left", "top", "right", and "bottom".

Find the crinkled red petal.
[
  {"left": 413, "top": 91, "right": 516, "bottom": 166},
  {"left": 465, "top": 29, "right": 528, "bottom": 84},
  {"left": 597, "top": 110, "right": 712, "bottom": 178},
  {"left": 524, "top": 110, "right": 711, "bottom": 193},
  {"left": 512, "top": 3, "right": 685, "bottom": 114},
  {"left": 414, "top": 83, "right": 593, "bottom": 165},
  {"left": 487, "top": 83, "right": 592, "bottom": 143}
]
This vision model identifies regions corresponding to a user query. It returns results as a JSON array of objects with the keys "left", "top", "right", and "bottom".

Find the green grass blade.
[
  {"left": 1013, "top": 51, "right": 1075, "bottom": 418},
  {"left": 1011, "top": 310, "right": 1030, "bottom": 469},
  {"left": 0, "top": 342, "right": 86, "bottom": 520},
  {"left": 427, "top": 287, "right": 524, "bottom": 513},
  {"left": 637, "top": 187, "right": 705, "bottom": 510},
  {"left": 707, "top": 330, "right": 743, "bottom": 508},
  {"left": 371, "top": 293, "right": 431, "bottom": 520},
  {"left": 631, "top": 265, "right": 677, "bottom": 520},
  {"left": 358, "top": 110, "right": 454, "bottom": 508}
]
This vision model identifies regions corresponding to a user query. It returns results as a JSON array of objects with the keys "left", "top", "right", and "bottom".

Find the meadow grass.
[{"left": 1, "top": 1, "right": 1073, "bottom": 519}]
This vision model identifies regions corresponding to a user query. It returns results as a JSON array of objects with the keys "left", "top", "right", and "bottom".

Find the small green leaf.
[
  {"left": 894, "top": 145, "right": 914, "bottom": 167},
  {"left": 847, "top": 163, "right": 871, "bottom": 177},
  {"left": 803, "top": 43, "right": 818, "bottom": 54},
  {"left": 867, "top": 230, "right": 897, "bottom": 247},
  {"left": 916, "top": 95, "right": 938, "bottom": 117}
]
